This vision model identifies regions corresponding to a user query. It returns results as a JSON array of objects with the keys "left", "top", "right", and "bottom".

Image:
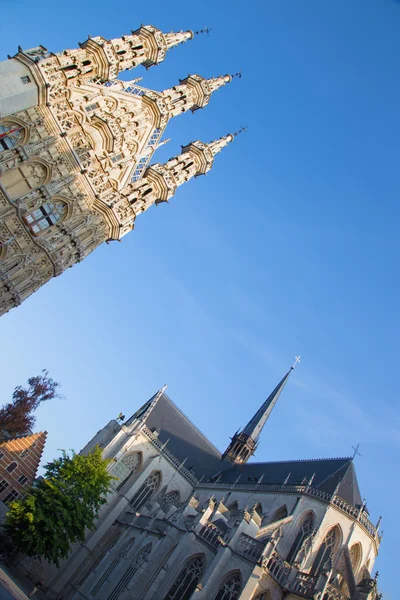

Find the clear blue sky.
[{"left": 0, "top": 0, "right": 399, "bottom": 596}]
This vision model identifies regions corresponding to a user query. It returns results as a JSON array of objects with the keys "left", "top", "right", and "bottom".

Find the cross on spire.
[
  {"left": 291, "top": 355, "right": 301, "bottom": 370},
  {"left": 351, "top": 443, "right": 361, "bottom": 459}
]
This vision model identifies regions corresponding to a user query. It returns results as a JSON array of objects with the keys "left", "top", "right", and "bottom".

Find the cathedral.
[
  {"left": 18, "top": 362, "right": 382, "bottom": 600},
  {"left": 0, "top": 25, "right": 235, "bottom": 316}
]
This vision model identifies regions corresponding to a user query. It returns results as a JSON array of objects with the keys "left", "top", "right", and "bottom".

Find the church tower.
[
  {"left": 221, "top": 357, "right": 300, "bottom": 464},
  {"left": 0, "top": 26, "right": 237, "bottom": 315}
]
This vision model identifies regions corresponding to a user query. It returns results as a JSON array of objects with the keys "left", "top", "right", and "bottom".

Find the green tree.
[
  {"left": 0, "top": 370, "right": 61, "bottom": 441},
  {"left": 4, "top": 446, "right": 113, "bottom": 566}
]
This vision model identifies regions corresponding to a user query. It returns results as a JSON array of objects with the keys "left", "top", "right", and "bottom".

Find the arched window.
[
  {"left": 161, "top": 490, "right": 180, "bottom": 514},
  {"left": 6, "top": 462, "right": 17, "bottom": 473},
  {"left": 24, "top": 200, "right": 67, "bottom": 235},
  {"left": 108, "top": 542, "right": 152, "bottom": 600},
  {"left": 310, "top": 527, "right": 340, "bottom": 576},
  {"left": 213, "top": 571, "right": 242, "bottom": 600},
  {"left": 163, "top": 554, "right": 205, "bottom": 600},
  {"left": 109, "top": 453, "right": 141, "bottom": 491},
  {"left": 0, "top": 123, "right": 25, "bottom": 150},
  {"left": 349, "top": 543, "right": 362, "bottom": 575},
  {"left": 286, "top": 514, "right": 314, "bottom": 563},
  {"left": 1, "top": 161, "right": 50, "bottom": 199},
  {"left": 90, "top": 537, "right": 135, "bottom": 597},
  {"left": 271, "top": 505, "right": 287, "bottom": 522},
  {"left": 130, "top": 471, "right": 160, "bottom": 510},
  {"left": 77, "top": 531, "right": 121, "bottom": 586},
  {"left": 227, "top": 501, "right": 239, "bottom": 514}
]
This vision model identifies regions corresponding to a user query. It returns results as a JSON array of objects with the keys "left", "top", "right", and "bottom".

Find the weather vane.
[
  {"left": 351, "top": 443, "right": 361, "bottom": 459},
  {"left": 233, "top": 125, "right": 247, "bottom": 137},
  {"left": 195, "top": 26, "right": 211, "bottom": 35}
]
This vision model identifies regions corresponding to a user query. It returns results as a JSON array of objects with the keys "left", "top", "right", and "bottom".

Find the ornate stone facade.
[
  {"left": 0, "top": 26, "right": 234, "bottom": 315},
  {"left": 17, "top": 374, "right": 382, "bottom": 600}
]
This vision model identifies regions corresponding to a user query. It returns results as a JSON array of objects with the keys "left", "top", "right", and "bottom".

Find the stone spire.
[
  {"left": 161, "top": 74, "right": 232, "bottom": 118},
  {"left": 51, "top": 25, "right": 194, "bottom": 84},
  {"left": 114, "top": 134, "right": 234, "bottom": 235},
  {"left": 221, "top": 358, "right": 300, "bottom": 465}
]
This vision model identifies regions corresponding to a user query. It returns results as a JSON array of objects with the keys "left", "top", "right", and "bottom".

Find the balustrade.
[
  {"left": 323, "top": 583, "right": 350, "bottom": 600},
  {"left": 291, "top": 572, "right": 316, "bottom": 597},
  {"left": 264, "top": 551, "right": 290, "bottom": 586},
  {"left": 199, "top": 522, "right": 223, "bottom": 549},
  {"left": 236, "top": 533, "right": 264, "bottom": 563}
]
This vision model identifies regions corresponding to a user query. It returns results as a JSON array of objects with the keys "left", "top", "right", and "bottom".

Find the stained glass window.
[
  {"left": 164, "top": 554, "right": 205, "bottom": 600},
  {"left": 90, "top": 537, "right": 135, "bottom": 597}
]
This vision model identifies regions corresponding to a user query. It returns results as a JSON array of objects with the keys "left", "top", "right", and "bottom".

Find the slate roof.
[
  {"left": 216, "top": 457, "right": 362, "bottom": 507},
  {"left": 130, "top": 390, "right": 363, "bottom": 508},
  {"left": 144, "top": 392, "right": 223, "bottom": 477}
]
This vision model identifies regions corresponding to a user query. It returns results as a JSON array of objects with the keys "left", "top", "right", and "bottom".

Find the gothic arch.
[
  {"left": 254, "top": 502, "right": 263, "bottom": 516},
  {"left": 310, "top": 525, "right": 342, "bottom": 576},
  {"left": 286, "top": 511, "right": 315, "bottom": 564},
  {"left": 227, "top": 501, "right": 239, "bottom": 514},
  {"left": 0, "top": 116, "right": 31, "bottom": 149},
  {"left": 270, "top": 505, "right": 288, "bottom": 522},
  {"left": 1, "top": 158, "right": 52, "bottom": 200},
  {"left": 90, "top": 536, "right": 136, "bottom": 598},
  {"left": 108, "top": 542, "right": 152, "bottom": 600},
  {"left": 23, "top": 197, "right": 69, "bottom": 236},
  {"left": 109, "top": 452, "right": 142, "bottom": 491},
  {"left": 0, "top": 255, "right": 24, "bottom": 277},
  {"left": 349, "top": 542, "right": 363, "bottom": 577},
  {"left": 213, "top": 570, "right": 242, "bottom": 600},
  {"left": 160, "top": 489, "right": 180, "bottom": 513},
  {"left": 163, "top": 553, "right": 206, "bottom": 600},
  {"left": 129, "top": 470, "right": 161, "bottom": 510},
  {"left": 253, "top": 592, "right": 272, "bottom": 600}
]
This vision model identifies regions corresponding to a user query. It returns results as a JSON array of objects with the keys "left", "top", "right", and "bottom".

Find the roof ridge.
[
  {"left": 161, "top": 392, "right": 222, "bottom": 456},
  {"left": 243, "top": 457, "right": 352, "bottom": 466}
]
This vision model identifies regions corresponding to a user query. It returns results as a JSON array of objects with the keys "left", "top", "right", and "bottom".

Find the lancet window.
[
  {"left": 24, "top": 201, "right": 67, "bottom": 235},
  {"left": 286, "top": 515, "right": 314, "bottom": 564},
  {"left": 213, "top": 571, "right": 242, "bottom": 600},
  {"left": 163, "top": 554, "right": 205, "bottom": 600},
  {"left": 78, "top": 532, "right": 121, "bottom": 586},
  {"left": 310, "top": 527, "right": 339, "bottom": 576},
  {"left": 349, "top": 543, "right": 362, "bottom": 574},
  {"left": 129, "top": 471, "right": 160, "bottom": 510},
  {"left": 109, "top": 452, "right": 141, "bottom": 491},
  {"left": 271, "top": 505, "right": 287, "bottom": 522},
  {"left": 0, "top": 123, "right": 24, "bottom": 150},
  {"left": 90, "top": 537, "right": 135, "bottom": 597},
  {"left": 108, "top": 543, "right": 152, "bottom": 600}
]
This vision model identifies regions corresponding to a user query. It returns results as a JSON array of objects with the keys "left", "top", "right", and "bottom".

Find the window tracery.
[
  {"left": 160, "top": 490, "right": 180, "bottom": 513},
  {"left": 90, "top": 537, "right": 135, "bottom": 597},
  {"left": 286, "top": 515, "right": 314, "bottom": 563},
  {"left": 108, "top": 542, "right": 152, "bottom": 600},
  {"left": 129, "top": 470, "right": 160, "bottom": 510},
  {"left": 24, "top": 200, "right": 67, "bottom": 235},
  {"left": 1, "top": 160, "right": 51, "bottom": 199},
  {"left": 164, "top": 554, "right": 205, "bottom": 600},
  {"left": 213, "top": 571, "right": 241, "bottom": 600},
  {"left": 310, "top": 526, "right": 339, "bottom": 576},
  {"left": 349, "top": 543, "right": 362, "bottom": 574},
  {"left": 109, "top": 452, "right": 141, "bottom": 491}
]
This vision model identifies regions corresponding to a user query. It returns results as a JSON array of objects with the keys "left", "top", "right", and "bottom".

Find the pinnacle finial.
[
  {"left": 231, "top": 71, "right": 242, "bottom": 79},
  {"left": 291, "top": 355, "right": 301, "bottom": 370}
]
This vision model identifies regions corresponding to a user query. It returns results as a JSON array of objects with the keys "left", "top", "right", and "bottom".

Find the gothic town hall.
[{"left": 0, "top": 24, "right": 235, "bottom": 315}]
